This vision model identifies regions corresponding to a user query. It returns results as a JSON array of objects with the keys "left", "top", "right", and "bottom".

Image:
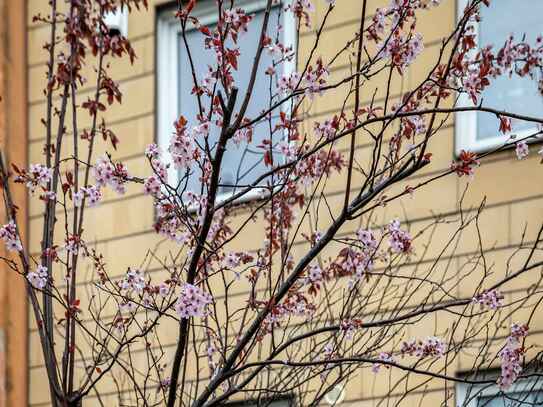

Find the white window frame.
[
  {"left": 454, "top": 0, "right": 541, "bottom": 155},
  {"left": 156, "top": 0, "right": 297, "bottom": 204},
  {"left": 456, "top": 376, "right": 543, "bottom": 407}
]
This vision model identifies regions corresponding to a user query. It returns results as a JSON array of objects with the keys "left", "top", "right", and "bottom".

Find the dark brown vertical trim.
[{"left": 0, "top": 0, "right": 28, "bottom": 405}]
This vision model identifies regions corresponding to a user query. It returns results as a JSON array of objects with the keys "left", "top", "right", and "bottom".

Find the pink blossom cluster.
[
  {"left": 277, "top": 58, "right": 329, "bottom": 97},
  {"left": 27, "top": 265, "right": 48, "bottom": 289},
  {"left": 264, "top": 35, "right": 294, "bottom": 64},
  {"left": 356, "top": 228, "right": 379, "bottom": 251},
  {"left": 192, "top": 121, "right": 211, "bottom": 139},
  {"left": 307, "top": 263, "right": 323, "bottom": 283},
  {"left": 201, "top": 67, "right": 218, "bottom": 96},
  {"left": 158, "top": 282, "right": 171, "bottom": 297},
  {"left": 223, "top": 8, "right": 252, "bottom": 35},
  {"left": 317, "top": 342, "right": 337, "bottom": 381},
  {"left": 400, "top": 336, "right": 446, "bottom": 358},
  {"left": 388, "top": 0, "right": 442, "bottom": 12},
  {"left": 288, "top": 0, "right": 315, "bottom": 28},
  {"left": 232, "top": 124, "right": 253, "bottom": 146},
  {"left": 19, "top": 164, "right": 53, "bottom": 194},
  {"left": 313, "top": 115, "right": 340, "bottom": 140},
  {"left": 73, "top": 185, "right": 102, "bottom": 208},
  {"left": 456, "top": 28, "right": 543, "bottom": 105},
  {"left": 510, "top": 323, "right": 529, "bottom": 341},
  {"left": 223, "top": 252, "right": 240, "bottom": 269},
  {"left": 515, "top": 141, "right": 529, "bottom": 160},
  {"left": 340, "top": 318, "right": 363, "bottom": 340},
  {"left": 64, "top": 234, "right": 82, "bottom": 255},
  {"left": 144, "top": 159, "right": 168, "bottom": 197},
  {"left": 206, "top": 341, "right": 218, "bottom": 372},
  {"left": 401, "top": 115, "right": 427, "bottom": 138},
  {"left": 369, "top": 7, "right": 387, "bottom": 40},
  {"left": 175, "top": 283, "right": 213, "bottom": 319},
  {"left": 294, "top": 148, "right": 344, "bottom": 185},
  {"left": 143, "top": 175, "right": 162, "bottom": 197},
  {"left": 498, "top": 35, "right": 541, "bottom": 71},
  {"left": 119, "top": 268, "right": 146, "bottom": 294},
  {"left": 498, "top": 323, "right": 529, "bottom": 390},
  {"left": 462, "top": 66, "right": 491, "bottom": 104},
  {"left": 379, "top": 32, "right": 424, "bottom": 72},
  {"left": 338, "top": 229, "right": 380, "bottom": 286},
  {"left": 451, "top": 150, "right": 480, "bottom": 178},
  {"left": 41, "top": 191, "right": 56, "bottom": 201},
  {"left": 112, "top": 316, "right": 126, "bottom": 335},
  {"left": 265, "top": 41, "right": 284, "bottom": 58},
  {"left": 153, "top": 200, "right": 191, "bottom": 243},
  {"left": 303, "top": 58, "right": 330, "bottom": 98},
  {"left": 260, "top": 292, "right": 316, "bottom": 339},
  {"left": 277, "top": 140, "right": 299, "bottom": 162},
  {"left": 472, "top": 289, "right": 504, "bottom": 310},
  {"left": 366, "top": 0, "right": 441, "bottom": 70},
  {"left": 278, "top": 71, "right": 301, "bottom": 94},
  {"left": 169, "top": 117, "right": 198, "bottom": 170},
  {"left": 158, "top": 377, "right": 171, "bottom": 391},
  {"left": 371, "top": 352, "right": 396, "bottom": 373},
  {"left": 145, "top": 143, "right": 160, "bottom": 159},
  {"left": 387, "top": 219, "right": 412, "bottom": 254},
  {"left": 0, "top": 221, "right": 22, "bottom": 252},
  {"left": 193, "top": 6, "right": 253, "bottom": 91},
  {"left": 223, "top": 252, "right": 243, "bottom": 279},
  {"left": 335, "top": 247, "right": 375, "bottom": 286},
  {"left": 92, "top": 155, "right": 128, "bottom": 194},
  {"left": 119, "top": 300, "right": 138, "bottom": 314}
]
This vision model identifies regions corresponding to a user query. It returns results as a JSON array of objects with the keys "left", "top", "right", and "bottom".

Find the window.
[
  {"left": 227, "top": 397, "right": 293, "bottom": 407},
  {"left": 157, "top": 0, "right": 296, "bottom": 201},
  {"left": 456, "top": 376, "right": 543, "bottom": 407},
  {"left": 455, "top": 0, "right": 543, "bottom": 154}
]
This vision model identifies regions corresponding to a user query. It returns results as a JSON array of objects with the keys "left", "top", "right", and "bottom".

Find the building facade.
[{"left": 0, "top": 0, "right": 539, "bottom": 405}]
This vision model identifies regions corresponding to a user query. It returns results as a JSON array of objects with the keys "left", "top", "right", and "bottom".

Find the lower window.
[
  {"left": 227, "top": 397, "right": 293, "bottom": 407},
  {"left": 457, "top": 376, "right": 543, "bottom": 407}
]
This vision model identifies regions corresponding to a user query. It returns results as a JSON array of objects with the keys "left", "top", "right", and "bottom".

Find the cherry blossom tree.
[{"left": 1, "top": 0, "right": 543, "bottom": 406}]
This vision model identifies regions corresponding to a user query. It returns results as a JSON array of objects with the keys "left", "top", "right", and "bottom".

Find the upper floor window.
[
  {"left": 157, "top": 0, "right": 296, "bottom": 201},
  {"left": 455, "top": 0, "right": 543, "bottom": 154}
]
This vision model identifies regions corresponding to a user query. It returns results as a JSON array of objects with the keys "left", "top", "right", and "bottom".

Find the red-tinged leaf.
[
  {"left": 199, "top": 26, "right": 211, "bottom": 36},
  {"left": 185, "top": 0, "right": 196, "bottom": 14},
  {"left": 225, "top": 50, "right": 239, "bottom": 70},
  {"left": 264, "top": 150, "right": 273, "bottom": 167},
  {"left": 499, "top": 115, "right": 511, "bottom": 134},
  {"left": 11, "top": 164, "right": 21, "bottom": 174},
  {"left": 66, "top": 171, "right": 74, "bottom": 185},
  {"left": 110, "top": 134, "right": 119, "bottom": 150}
]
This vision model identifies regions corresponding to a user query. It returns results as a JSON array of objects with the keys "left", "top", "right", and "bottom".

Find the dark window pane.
[
  {"left": 476, "top": 1, "right": 543, "bottom": 140},
  {"left": 177, "top": 4, "right": 283, "bottom": 195}
]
